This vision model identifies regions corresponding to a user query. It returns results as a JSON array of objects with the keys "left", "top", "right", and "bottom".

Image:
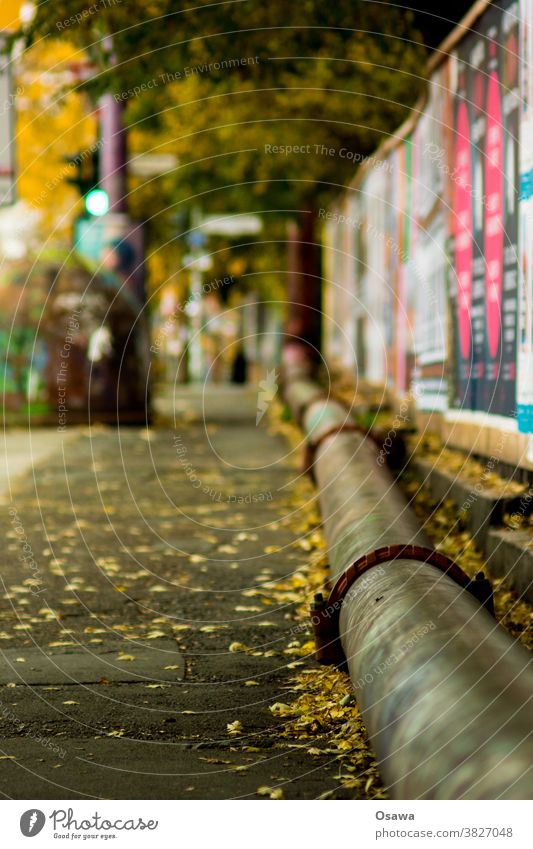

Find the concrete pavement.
[{"left": 0, "top": 386, "right": 355, "bottom": 799}]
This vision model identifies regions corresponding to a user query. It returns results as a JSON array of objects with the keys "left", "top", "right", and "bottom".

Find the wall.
[{"left": 322, "top": 0, "right": 533, "bottom": 468}]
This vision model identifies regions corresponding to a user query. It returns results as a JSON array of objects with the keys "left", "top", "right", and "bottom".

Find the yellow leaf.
[
  {"left": 256, "top": 786, "right": 284, "bottom": 799},
  {"left": 228, "top": 642, "right": 248, "bottom": 653},
  {"left": 269, "top": 703, "right": 291, "bottom": 716}
]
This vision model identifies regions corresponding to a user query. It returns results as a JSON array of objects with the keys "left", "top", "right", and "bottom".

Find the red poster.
[{"left": 484, "top": 71, "right": 504, "bottom": 364}]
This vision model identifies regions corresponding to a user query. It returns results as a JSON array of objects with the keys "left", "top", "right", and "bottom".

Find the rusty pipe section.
[{"left": 285, "top": 368, "right": 533, "bottom": 799}]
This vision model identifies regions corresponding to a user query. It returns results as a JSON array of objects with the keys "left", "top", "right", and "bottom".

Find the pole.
[
  {"left": 97, "top": 38, "right": 145, "bottom": 303},
  {"left": 100, "top": 94, "right": 127, "bottom": 213}
]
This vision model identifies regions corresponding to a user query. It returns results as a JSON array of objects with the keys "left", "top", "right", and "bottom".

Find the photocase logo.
[
  {"left": 20, "top": 809, "right": 46, "bottom": 837},
  {"left": 256, "top": 368, "right": 279, "bottom": 425}
]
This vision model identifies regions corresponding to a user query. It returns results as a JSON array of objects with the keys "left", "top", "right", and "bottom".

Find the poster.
[
  {"left": 450, "top": 0, "right": 520, "bottom": 417},
  {"left": 518, "top": 0, "right": 533, "bottom": 433},
  {"left": 410, "top": 67, "right": 449, "bottom": 412},
  {"left": 412, "top": 217, "right": 449, "bottom": 411},
  {"left": 483, "top": 1, "right": 520, "bottom": 416}
]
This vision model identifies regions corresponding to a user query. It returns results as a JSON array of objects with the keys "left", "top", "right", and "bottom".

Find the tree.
[{"left": 26, "top": 1, "right": 426, "bottom": 352}]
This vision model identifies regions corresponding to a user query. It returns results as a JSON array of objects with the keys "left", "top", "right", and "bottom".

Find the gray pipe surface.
[{"left": 287, "top": 373, "right": 533, "bottom": 799}]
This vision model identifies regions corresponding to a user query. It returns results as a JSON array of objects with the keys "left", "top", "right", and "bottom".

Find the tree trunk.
[{"left": 285, "top": 212, "right": 322, "bottom": 366}]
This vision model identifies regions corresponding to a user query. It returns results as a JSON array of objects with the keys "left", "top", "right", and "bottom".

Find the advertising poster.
[
  {"left": 412, "top": 217, "right": 449, "bottom": 411},
  {"left": 321, "top": 210, "right": 342, "bottom": 366},
  {"left": 518, "top": 0, "right": 533, "bottom": 433},
  {"left": 410, "top": 67, "right": 449, "bottom": 412},
  {"left": 340, "top": 193, "right": 358, "bottom": 370},
  {"left": 451, "top": 0, "right": 519, "bottom": 417},
  {"left": 483, "top": 1, "right": 520, "bottom": 416},
  {"left": 390, "top": 142, "right": 407, "bottom": 392},
  {"left": 362, "top": 167, "right": 389, "bottom": 384},
  {"left": 451, "top": 25, "right": 486, "bottom": 411}
]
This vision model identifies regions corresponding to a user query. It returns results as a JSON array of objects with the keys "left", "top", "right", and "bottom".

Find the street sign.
[
  {"left": 74, "top": 216, "right": 105, "bottom": 262},
  {"left": 186, "top": 230, "right": 207, "bottom": 249},
  {"left": 0, "top": 35, "right": 16, "bottom": 206},
  {"left": 200, "top": 214, "right": 263, "bottom": 236},
  {"left": 129, "top": 153, "right": 178, "bottom": 177},
  {"left": 184, "top": 252, "right": 213, "bottom": 271}
]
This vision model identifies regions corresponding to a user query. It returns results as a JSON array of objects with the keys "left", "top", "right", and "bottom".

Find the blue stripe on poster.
[
  {"left": 520, "top": 169, "right": 533, "bottom": 200},
  {"left": 517, "top": 404, "right": 533, "bottom": 433}
]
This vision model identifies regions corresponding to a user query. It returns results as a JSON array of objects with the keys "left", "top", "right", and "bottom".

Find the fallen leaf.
[
  {"left": 269, "top": 702, "right": 291, "bottom": 716},
  {"left": 228, "top": 642, "right": 248, "bottom": 653},
  {"left": 256, "top": 785, "right": 284, "bottom": 799}
]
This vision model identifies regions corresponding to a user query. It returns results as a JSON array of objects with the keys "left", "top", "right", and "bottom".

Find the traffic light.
[
  {"left": 64, "top": 147, "right": 109, "bottom": 217},
  {"left": 84, "top": 188, "right": 109, "bottom": 217}
]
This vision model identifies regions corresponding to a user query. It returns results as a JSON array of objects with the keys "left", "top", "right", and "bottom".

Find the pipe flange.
[
  {"left": 294, "top": 390, "right": 330, "bottom": 426},
  {"left": 311, "top": 545, "right": 494, "bottom": 667},
  {"left": 302, "top": 423, "right": 361, "bottom": 480}
]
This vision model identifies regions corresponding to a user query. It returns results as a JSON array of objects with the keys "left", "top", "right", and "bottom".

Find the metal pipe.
[{"left": 285, "top": 371, "right": 533, "bottom": 799}]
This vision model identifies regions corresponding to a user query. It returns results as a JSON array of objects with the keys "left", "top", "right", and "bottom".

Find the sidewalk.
[{"left": 0, "top": 386, "right": 342, "bottom": 799}]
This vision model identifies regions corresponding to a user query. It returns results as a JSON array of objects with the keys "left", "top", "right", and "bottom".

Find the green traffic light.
[{"left": 85, "top": 189, "right": 110, "bottom": 217}]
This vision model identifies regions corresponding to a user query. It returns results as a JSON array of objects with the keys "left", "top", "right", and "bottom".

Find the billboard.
[
  {"left": 450, "top": 0, "right": 520, "bottom": 417},
  {"left": 320, "top": 0, "right": 529, "bottom": 433}
]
